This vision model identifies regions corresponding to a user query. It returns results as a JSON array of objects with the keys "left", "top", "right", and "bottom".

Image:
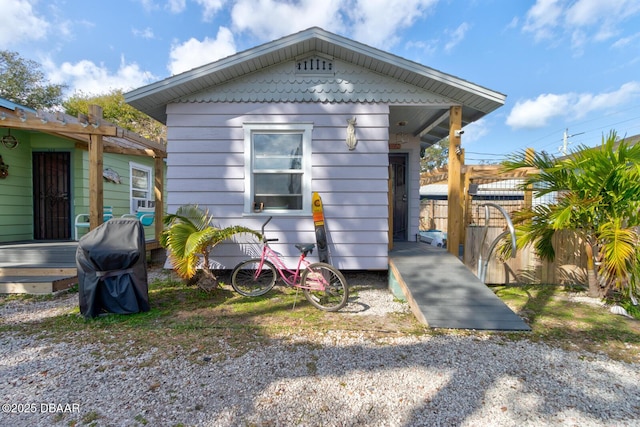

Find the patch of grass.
[
  {"left": 0, "top": 292, "right": 54, "bottom": 306},
  {"left": 134, "top": 414, "right": 149, "bottom": 425},
  {"left": 494, "top": 284, "right": 640, "bottom": 363},
  {"left": 4, "top": 270, "right": 639, "bottom": 365},
  {"left": 81, "top": 410, "right": 101, "bottom": 424}
]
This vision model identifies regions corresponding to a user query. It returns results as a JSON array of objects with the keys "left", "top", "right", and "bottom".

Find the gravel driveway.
[{"left": 1, "top": 273, "right": 639, "bottom": 427}]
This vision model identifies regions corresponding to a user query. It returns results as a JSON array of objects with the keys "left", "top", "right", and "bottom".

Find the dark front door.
[
  {"left": 389, "top": 154, "right": 408, "bottom": 241},
  {"left": 32, "top": 152, "right": 71, "bottom": 240}
]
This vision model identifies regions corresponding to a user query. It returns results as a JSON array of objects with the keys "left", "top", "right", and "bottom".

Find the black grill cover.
[{"left": 76, "top": 218, "right": 150, "bottom": 318}]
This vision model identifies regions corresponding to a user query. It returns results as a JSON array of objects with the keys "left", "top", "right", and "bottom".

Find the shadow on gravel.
[{"left": 2, "top": 273, "right": 639, "bottom": 426}]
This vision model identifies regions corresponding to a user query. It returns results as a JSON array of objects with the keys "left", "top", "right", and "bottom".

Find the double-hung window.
[
  {"left": 244, "top": 123, "right": 312, "bottom": 214},
  {"left": 129, "top": 162, "right": 154, "bottom": 213}
]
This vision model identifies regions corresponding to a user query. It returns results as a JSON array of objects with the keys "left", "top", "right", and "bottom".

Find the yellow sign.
[{"left": 312, "top": 192, "right": 324, "bottom": 226}]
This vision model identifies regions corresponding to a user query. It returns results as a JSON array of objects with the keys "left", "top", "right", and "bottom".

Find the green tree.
[
  {"left": 502, "top": 131, "right": 640, "bottom": 301},
  {"left": 63, "top": 89, "right": 166, "bottom": 142},
  {"left": 161, "top": 204, "right": 259, "bottom": 291},
  {"left": 0, "top": 50, "right": 66, "bottom": 109},
  {"left": 421, "top": 141, "right": 449, "bottom": 172}
]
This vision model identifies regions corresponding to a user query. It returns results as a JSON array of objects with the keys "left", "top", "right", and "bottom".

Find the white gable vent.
[{"left": 295, "top": 56, "right": 334, "bottom": 75}]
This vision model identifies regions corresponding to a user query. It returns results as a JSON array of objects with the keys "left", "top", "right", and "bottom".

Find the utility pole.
[{"left": 560, "top": 128, "right": 584, "bottom": 155}]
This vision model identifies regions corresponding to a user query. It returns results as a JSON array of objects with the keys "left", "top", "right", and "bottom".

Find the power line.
[
  {"left": 559, "top": 128, "right": 584, "bottom": 155},
  {"left": 512, "top": 104, "right": 640, "bottom": 153},
  {"left": 463, "top": 151, "right": 509, "bottom": 156}
]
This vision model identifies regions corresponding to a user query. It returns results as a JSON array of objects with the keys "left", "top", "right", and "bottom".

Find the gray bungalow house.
[{"left": 126, "top": 27, "right": 505, "bottom": 270}]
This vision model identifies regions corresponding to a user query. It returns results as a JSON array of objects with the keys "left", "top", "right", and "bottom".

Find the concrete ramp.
[{"left": 389, "top": 242, "right": 530, "bottom": 331}]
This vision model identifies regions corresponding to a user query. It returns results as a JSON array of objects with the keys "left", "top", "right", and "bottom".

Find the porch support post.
[
  {"left": 88, "top": 105, "right": 104, "bottom": 230},
  {"left": 447, "top": 106, "right": 463, "bottom": 257},
  {"left": 154, "top": 155, "right": 164, "bottom": 239},
  {"left": 462, "top": 160, "right": 471, "bottom": 249},
  {"left": 523, "top": 148, "right": 534, "bottom": 209}
]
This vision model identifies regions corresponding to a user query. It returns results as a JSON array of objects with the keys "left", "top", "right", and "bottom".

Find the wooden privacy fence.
[
  {"left": 420, "top": 168, "right": 581, "bottom": 285},
  {"left": 463, "top": 227, "right": 588, "bottom": 286},
  {"left": 420, "top": 199, "right": 526, "bottom": 231},
  {"left": 420, "top": 200, "right": 448, "bottom": 231}
]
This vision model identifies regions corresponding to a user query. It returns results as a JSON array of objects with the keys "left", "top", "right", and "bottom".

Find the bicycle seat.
[{"left": 295, "top": 243, "right": 315, "bottom": 256}]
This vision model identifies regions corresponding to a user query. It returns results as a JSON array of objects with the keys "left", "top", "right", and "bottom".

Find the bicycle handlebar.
[{"left": 260, "top": 216, "right": 280, "bottom": 243}]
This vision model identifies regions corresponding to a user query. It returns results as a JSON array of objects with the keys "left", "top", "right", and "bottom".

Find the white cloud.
[
  {"left": 195, "top": 0, "right": 227, "bottom": 21},
  {"left": 507, "top": 93, "right": 572, "bottom": 129},
  {"left": 567, "top": 0, "right": 640, "bottom": 45},
  {"left": 462, "top": 118, "right": 490, "bottom": 144},
  {"left": 348, "top": 0, "right": 439, "bottom": 49},
  {"left": 132, "top": 27, "right": 155, "bottom": 39},
  {"left": 44, "top": 55, "right": 157, "bottom": 95},
  {"left": 229, "top": 0, "right": 438, "bottom": 50},
  {"left": 231, "top": 0, "right": 345, "bottom": 41},
  {"left": 506, "top": 82, "right": 640, "bottom": 129},
  {"left": 168, "top": 27, "right": 236, "bottom": 75},
  {"left": 612, "top": 32, "right": 640, "bottom": 49},
  {"left": 522, "top": 0, "right": 563, "bottom": 42},
  {"left": 523, "top": 0, "right": 640, "bottom": 49},
  {"left": 0, "top": 0, "right": 49, "bottom": 48},
  {"left": 566, "top": 0, "right": 640, "bottom": 27},
  {"left": 167, "top": 0, "right": 186, "bottom": 13},
  {"left": 139, "top": 0, "right": 159, "bottom": 12},
  {"left": 405, "top": 39, "right": 438, "bottom": 56},
  {"left": 444, "top": 22, "right": 470, "bottom": 53}
]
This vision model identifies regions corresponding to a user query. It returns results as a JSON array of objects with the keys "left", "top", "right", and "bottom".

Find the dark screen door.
[
  {"left": 32, "top": 152, "right": 71, "bottom": 240},
  {"left": 389, "top": 154, "right": 408, "bottom": 241}
]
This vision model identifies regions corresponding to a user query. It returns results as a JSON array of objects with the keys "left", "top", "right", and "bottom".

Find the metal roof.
[
  {"left": 125, "top": 27, "right": 506, "bottom": 145},
  {"left": 0, "top": 98, "right": 36, "bottom": 113}
]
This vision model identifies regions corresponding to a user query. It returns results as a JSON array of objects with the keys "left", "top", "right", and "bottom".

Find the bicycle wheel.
[
  {"left": 301, "top": 262, "right": 349, "bottom": 311},
  {"left": 231, "top": 259, "right": 277, "bottom": 296}
]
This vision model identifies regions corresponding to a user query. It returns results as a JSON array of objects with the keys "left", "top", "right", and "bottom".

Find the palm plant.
[
  {"left": 160, "top": 204, "right": 260, "bottom": 290},
  {"left": 502, "top": 131, "right": 640, "bottom": 301}
]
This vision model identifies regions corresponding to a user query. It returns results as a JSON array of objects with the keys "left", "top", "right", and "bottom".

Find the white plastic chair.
[{"left": 74, "top": 206, "right": 113, "bottom": 240}]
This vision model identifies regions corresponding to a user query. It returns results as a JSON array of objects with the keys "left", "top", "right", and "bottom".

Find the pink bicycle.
[{"left": 230, "top": 217, "right": 349, "bottom": 311}]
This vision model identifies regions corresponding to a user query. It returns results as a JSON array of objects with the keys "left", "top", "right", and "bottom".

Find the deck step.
[
  {"left": 0, "top": 241, "right": 160, "bottom": 294},
  {"left": 0, "top": 275, "right": 78, "bottom": 294},
  {"left": 0, "top": 267, "right": 77, "bottom": 277}
]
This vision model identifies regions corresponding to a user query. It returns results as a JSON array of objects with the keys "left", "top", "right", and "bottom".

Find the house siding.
[
  {"left": 0, "top": 129, "right": 159, "bottom": 243},
  {"left": 0, "top": 129, "right": 34, "bottom": 242},
  {"left": 72, "top": 151, "right": 159, "bottom": 240},
  {"left": 166, "top": 102, "right": 391, "bottom": 270}
]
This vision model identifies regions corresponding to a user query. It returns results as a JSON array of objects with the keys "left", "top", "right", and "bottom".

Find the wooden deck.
[
  {"left": 0, "top": 240, "right": 161, "bottom": 294},
  {"left": 389, "top": 242, "right": 531, "bottom": 331}
]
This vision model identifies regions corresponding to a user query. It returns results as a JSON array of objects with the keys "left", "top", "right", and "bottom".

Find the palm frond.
[
  {"left": 161, "top": 205, "right": 261, "bottom": 280},
  {"left": 599, "top": 220, "right": 637, "bottom": 287}
]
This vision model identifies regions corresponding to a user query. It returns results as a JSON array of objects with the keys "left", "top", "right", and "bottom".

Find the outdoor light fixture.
[
  {"left": 395, "top": 132, "right": 409, "bottom": 144},
  {"left": 395, "top": 120, "right": 410, "bottom": 145},
  {"left": 346, "top": 117, "right": 357, "bottom": 150},
  {"left": 2, "top": 130, "right": 18, "bottom": 149}
]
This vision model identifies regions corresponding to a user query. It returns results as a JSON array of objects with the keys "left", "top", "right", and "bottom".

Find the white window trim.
[
  {"left": 243, "top": 122, "right": 313, "bottom": 215},
  {"left": 129, "top": 162, "right": 154, "bottom": 214}
]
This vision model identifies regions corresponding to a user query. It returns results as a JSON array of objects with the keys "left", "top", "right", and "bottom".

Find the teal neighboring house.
[{"left": 0, "top": 97, "right": 166, "bottom": 244}]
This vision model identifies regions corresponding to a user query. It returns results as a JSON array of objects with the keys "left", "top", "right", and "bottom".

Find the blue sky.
[{"left": 2, "top": 0, "right": 640, "bottom": 162}]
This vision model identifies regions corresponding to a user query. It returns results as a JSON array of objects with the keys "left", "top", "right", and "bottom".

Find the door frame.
[
  {"left": 388, "top": 153, "right": 409, "bottom": 248},
  {"left": 32, "top": 151, "right": 72, "bottom": 240}
]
